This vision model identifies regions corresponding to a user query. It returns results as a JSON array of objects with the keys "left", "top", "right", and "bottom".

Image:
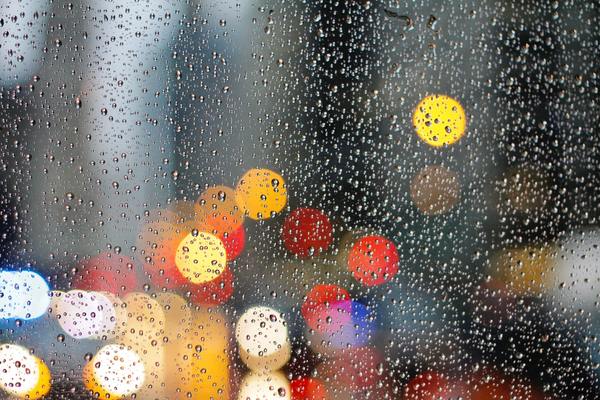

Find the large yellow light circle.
[
  {"left": 82, "top": 361, "right": 107, "bottom": 398},
  {"left": 235, "top": 168, "right": 287, "bottom": 220},
  {"left": 24, "top": 358, "right": 51, "bottom": 400},
  {"left": 175, "top": 231, "right": 227, "bottom": 284},
  {"left": 412, "top": 94, "right": 467, "bottom": 147},
  {"left": 0, "top": 344, "right": 51, "bottom": 399}
]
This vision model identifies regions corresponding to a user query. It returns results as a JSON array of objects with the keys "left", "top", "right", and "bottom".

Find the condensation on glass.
[{"left": 0, "top": 0, "right": 598, "bottom": 399}]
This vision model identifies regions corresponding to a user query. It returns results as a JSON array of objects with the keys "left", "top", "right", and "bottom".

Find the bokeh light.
[
  {"left": 301, "top": 284, "right": 351, "bottom": 333},
  {"left": 164, "top": 306, "right": 230, "bottom": 399},
  {"left": 315, "top": 347, "right": 382, "bottom": 394},
  {"left": 99, "top": 291, "right": 127, "bottom": 337},
  {"left": 238, "top": 371, "right": 291, "bottom": 400},
  {"left": 220, "top": 222, "right": 246, "bottom": 261},
  {"left": 175, "top": 231, "right": 227, "bottom": 284},
  {"left": 493, "top": 245, "right": 555, "bottom": 295},
  {"left": 120, "top": 292, "right": 166, "bottom": 348},
  {"left": 552, "top": 229, "right": 600, "bottom": 313},
  {"left": 306, "top": 300, "right": 375, "bottom": 352},
  {"left": 27, "top": 356, "right": 52, "bottom": 400},
  {"left": 155, "top": 291, "right": 191, "bottom": 337},
  {"left": 50, "top": 289, "right": 118, "bottom": 339},
  {"left": 235, "top": 306, "right": 291, "bottom": 372},
  {"left": 412, "top": 94, "right": 467, "bottom": 147},
  {"left": 0, "top": 344, "right": 51, "bottom": 399},
  {"left": 120, "top": 292, "right": 165, "bottom": 398},
  {"left": 83, "top": 344, "right": 145, "bottom": 398},
  {"left": 0, "top": 271, "right": 19, "bottom": 319},
  {"left": 235, "top": 168, "right": 287, "bottom": 220},
  {"left": 156, "top": 291, "right": 192, "bottom": 397},
  {"left": 347, "top": 235, "right": 399, "bottom": 286},
  {"left": 410, "top": 165, "right": 461, "bottom": 215},
  {"left": 189, "top": 264, "right": 234, "bottom": 305},
  {"left": 195, "top": 185, "right": 244, "bottom": 236},
  {"left": 137, "top": 208, "right": 190, "bottom": 289},
  {"left": 73, "top": 252, "right": 138, "bottom": 295},
  {"left": 0, "top": 270, "right": 50, "bottom": 320},
  {"left": 282, "top": 207, "right": 333, "bottom": 258},
  {"left": 291, "top": 377, "right": 329, "bottom": 400}
]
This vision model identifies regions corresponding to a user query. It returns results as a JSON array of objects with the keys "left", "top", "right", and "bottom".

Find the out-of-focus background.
[{"left": 0, "top": 0, "right": 599, "bottom": 399}]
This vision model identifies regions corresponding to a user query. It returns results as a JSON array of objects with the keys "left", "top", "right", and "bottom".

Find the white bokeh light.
[
  {"left": 90, "top": 344, "right": 146, "bottom": 397},
  {"left": 235, "top": 306, "right": 291, "bottom": 372},
  {"left": 0, "top": 343, "right": 43, "bottom": 397},
  {"left": 0, "top": 271, "right": 50, "bottom": 320},
  {"left": 50, "top": 290, "right": 117, "bottom": 339},
  {"left": 237, "top": 371, "right": 291, "bottom": 400}
]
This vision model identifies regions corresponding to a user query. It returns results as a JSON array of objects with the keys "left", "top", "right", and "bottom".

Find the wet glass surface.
[{"left": 0, "top": 0, "right": 599, "bottom": 399}]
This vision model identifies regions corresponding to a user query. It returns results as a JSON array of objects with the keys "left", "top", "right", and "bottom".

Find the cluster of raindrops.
[{"left": 0, "top": 1, "right": 598, "bottom": 399}]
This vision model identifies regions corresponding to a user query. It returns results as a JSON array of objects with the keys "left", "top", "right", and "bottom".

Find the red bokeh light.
[
  {"left": 282, "top": 208, "right": 333, "bottom": 258},
  {"left": 220, "top": 223, "right": 245, "bottom": 261},
  {"left": 72, "top": 253, "right": 138, "bottom": 295},
  {"left": 189, "top": 265, "right": 234, "bottom": 305},
  {"left": 347, "top": 235, "right": 399, "bottom": 286},
  {"left": 291, "top": 377, "right": 329, "bottom": 400}
]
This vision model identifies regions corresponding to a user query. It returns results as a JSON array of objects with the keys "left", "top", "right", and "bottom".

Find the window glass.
[{"left": 0, "top": 0, "right": 599, "bottom": 398}]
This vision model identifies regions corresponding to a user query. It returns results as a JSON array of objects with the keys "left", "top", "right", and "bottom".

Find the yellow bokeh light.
[
  {"left": 82, "top": 360, "right": 107, "bottom": 399},
  {"left": 412, "top": 94, "right": 467, "bottom": 147},
  {"left": 167, "top": 308, "right": 230, "bottom": 399},
  {"left": 25, "top": 357, "right": 51, "bottom": 400},
  {"left": 493, "top": 245, "right": 555, "bottom": 295},
  {"left": 235, "top": 168, "right": 287, "bottom": 220},
  {"left": 175, "top": 232, "right": 227, "bottom": 284},
  {"left": 155, "top": 292, "right": 191, "bottom": 338},
  {"left": 121, "top": 293, "right": 165, "bottom": 399},
  {"left": 0, "top": 344, "right": 51, "bottom": 400}
]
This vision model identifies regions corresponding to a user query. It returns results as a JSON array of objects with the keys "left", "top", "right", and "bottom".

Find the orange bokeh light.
[
  {"left": 195, "top": 185, "right": 244, "bottom": 236},
  {"left": 347, "top": 235, "right": 399, "bottom": 286}
]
